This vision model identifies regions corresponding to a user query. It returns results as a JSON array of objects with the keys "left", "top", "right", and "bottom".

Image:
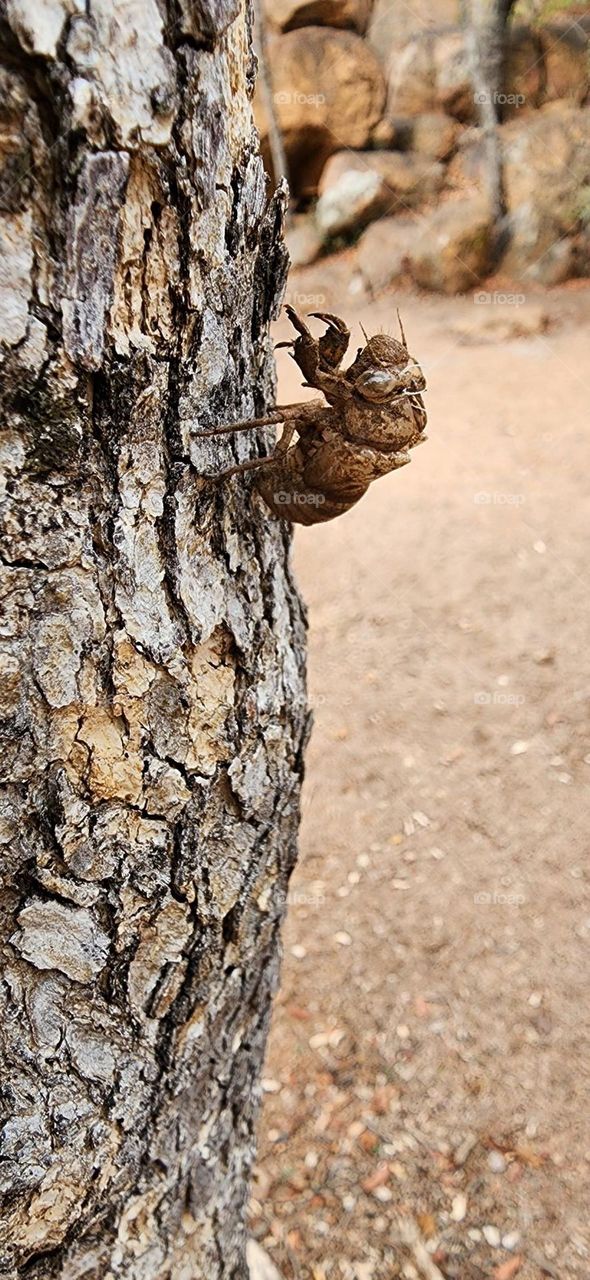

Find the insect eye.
[{"left": 355, "top": 369, "right": 399, "bottom": 402}]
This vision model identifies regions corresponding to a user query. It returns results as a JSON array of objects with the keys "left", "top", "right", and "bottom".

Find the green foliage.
[
  {"left": 512, "top": 0, "right": 583, "bottom": 26},
  {"left": 573, "top": 183, "right": 590, "bottom": 226}
]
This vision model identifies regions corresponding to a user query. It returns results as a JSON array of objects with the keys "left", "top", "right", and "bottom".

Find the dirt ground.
[{"left": 249, "top": 264, "right": 590, "bottom": 1280}]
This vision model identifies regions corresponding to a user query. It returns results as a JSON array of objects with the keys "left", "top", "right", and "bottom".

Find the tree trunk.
[
  {"left": 462, "top": 0, "right": 515, "bottom": 251},
  {"left": 0, "top": 4, "right": 307, "bottom": 1277}
]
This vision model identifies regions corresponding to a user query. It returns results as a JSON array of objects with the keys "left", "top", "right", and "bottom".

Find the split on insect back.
[{"left": 199, "top": 307, "right": 428, "bottom": 526}]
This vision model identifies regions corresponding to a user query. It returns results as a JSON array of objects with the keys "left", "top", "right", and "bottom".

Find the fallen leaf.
[{"left": 493, "top": 1257, "right": 522, "bottom": 1280}]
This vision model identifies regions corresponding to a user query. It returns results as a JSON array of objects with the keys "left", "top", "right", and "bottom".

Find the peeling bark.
[{"left": 0, "top": 3, "right": 306, "bottom": 1277}]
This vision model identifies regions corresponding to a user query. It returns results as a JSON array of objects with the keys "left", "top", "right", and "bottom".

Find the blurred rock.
[
  {"left": 368, "top": 0, "right": 460, "bottom": 56},
  {"left": 541, "top": 22, "right": 589, "bottom": 105},
  {"left": 503, "top": 26, "right": 544, "bottom": 116},
  {"left": 264, "top": 0, "right": 372, "bottom": 33},
  {"left": 256, "top": 27, "right": 386, "bottom": 196},
  {"left": 369, "top": 21, "right": 587, "bottom": 129},
  {"left": 285, "top": 214, "right": 323, "bottom": 267},
  {"left": 376, "top": 27, "right": 475, "bottom": 122},
  {"left": 449, "top": 300, "right": 549, "bottom": 344},
  {"left": 356, "top": 215, "right": 419, "bottom": 292},
  {"left": 410, "top": 111, "right": 461, "bottom": 159},
  {"left": 317, "top": 166, "right": 386, "bottom": 239},
  {"left": 357, "top": 196, "right": 493, "bottom": 296},
  {"left": 449, "top": 106, "right": 590, "bottom": 284},
  {"left": 384, "top": 32, "right": 437, "bottom": 116},
  {"left": 433, "top": 28, "right": 473, "bottom": 120},
  {"left": 316, "top": 150, "right": 444, "bottom": 238},
  {"left": 369, "top": 115, "right": 403, "bottom": 148},
  {"left": 446, "top": 126, "right": 484, "bottom": 190},
  {"left": 409, "top": 197, "right": 493, "bottom": 292}
]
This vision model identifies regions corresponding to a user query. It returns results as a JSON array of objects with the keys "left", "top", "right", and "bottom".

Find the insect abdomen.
[{"left": 255, "top": 453, "right": 366, "bottom": 525}]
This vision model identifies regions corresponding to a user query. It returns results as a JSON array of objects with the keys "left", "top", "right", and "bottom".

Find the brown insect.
[{"left": 201, "top": 307, "right": 427, "bottom": 525}]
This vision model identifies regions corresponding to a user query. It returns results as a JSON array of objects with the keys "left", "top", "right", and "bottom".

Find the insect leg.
[
  {"left": 206, "top": 416, "right": 303, "bottom": 481},
  {"left": 307, "top": 311, "right": 350, "bottom": 371},
  {"left": 207, "top": 450, "right": 289, "bottom": 481},
  {"left": 196, "top": 403, "right": 310, "bottom": 438}
]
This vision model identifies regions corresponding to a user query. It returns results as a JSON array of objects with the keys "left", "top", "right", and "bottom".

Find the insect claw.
[
  {"left": 308, "top": 311, "right": 349, "bottom": 336},
  {"left": 284, "top": 304, "right": 312, "bottom": 338}
]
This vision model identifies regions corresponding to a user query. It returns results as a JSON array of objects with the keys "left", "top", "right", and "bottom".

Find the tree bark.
[
  {"left": 462, "top": 0, "right": 515, "bottom": 251},
  {"left": 0, "top": 3, "right": 307, "bottom": 1277}
]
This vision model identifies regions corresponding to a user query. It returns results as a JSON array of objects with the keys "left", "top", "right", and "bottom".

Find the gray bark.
[
  {"left": 0, "top": 3, "right": 307, "bottom": 1277},
  {"left": 462, "top": 0, "right": 515, "bottom": 242}
]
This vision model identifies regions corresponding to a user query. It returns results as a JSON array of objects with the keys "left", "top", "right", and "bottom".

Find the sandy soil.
[{"left": 249, "top": 269, "right": 590, "bottom": 1280}]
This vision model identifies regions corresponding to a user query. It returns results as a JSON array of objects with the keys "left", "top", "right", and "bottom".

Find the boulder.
[
  {"left": 433, "top": 29, "right": 473, "bottom": 120},
  {"left": 410, "top": 111, "right": 461, "bottom": 159},
  {"left": 370, "top": 21, "right": 585, "bottom": 127},
  {"left": 356, "top": 197, "right": 492, "bottom": 295},
  {"left": 368, "top": 0, "right": 461, "bottom": 63},
  {"left": 541, "top": 23, "right": 589, "bottom": 105},
  {"left": 264, "top": 0, "right": 372, "bottom": 33},
  {"left": 384, "top": 33, "right": 437, "bottom": 116},
  {"left": 408, "top": 197, "right": 493, "bottom": 292},
  {"left": 448, "top": 106, "right": 590, "bottom": 284},
  {"left": 503, "top": 26, "right": 544, "bottom": 115},
  {"left": 356, "top": 214, "right": 420, "bottom": 293},
  {"left": 285, "top": 214, "right": 323, "bottom": 267},
  {"left": 256, "top": 27, "right": 386, "bottom": 196},
  {"left": 368, "top": 115, "right": 403, "bottom": 149},
  {"left": 446, "top": 127, "right": 485, "bottom": 190},
  {"left": 379, "top": 28, "right": 475, "bottom": 122},
  {"left": 316, "top": 167, "right": 386, "bottom": 239},
  {"left": 315, "top": 150, "right": 445, "bottom": 238},
  {"left": 449, "top": 299, "right": 550, "bottom": 344}
]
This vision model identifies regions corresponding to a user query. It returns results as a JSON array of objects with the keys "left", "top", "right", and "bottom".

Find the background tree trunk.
[
  {"left": 462, "top": 0, "right": 516, "bottom": 253},
  {"left": 0, "top": 3, "right": 306, "bottom": 1277}
]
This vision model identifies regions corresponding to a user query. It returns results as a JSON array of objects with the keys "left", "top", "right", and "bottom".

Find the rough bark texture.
[{"left": 0, "top": 3, "right": 307, "bottom": 1277}]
